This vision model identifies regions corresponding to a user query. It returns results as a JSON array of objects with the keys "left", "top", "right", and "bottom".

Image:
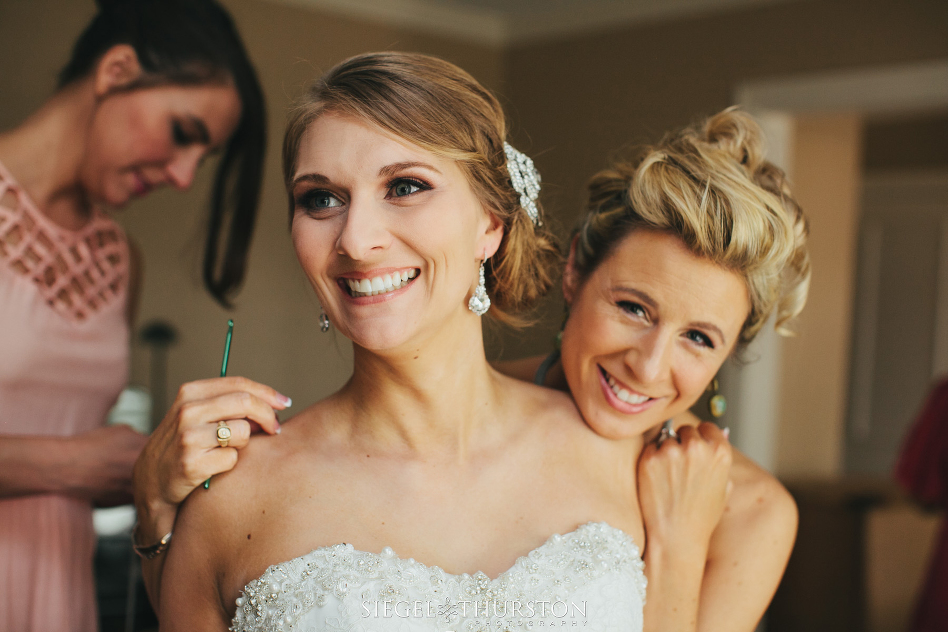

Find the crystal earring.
[
  {"left": 707, "top": 377, "right": 726, "bottom": 418},
  {"left": 319, "top": 311, "right": 330, "bottom": 332},
  {"left": 468, "top": 261, "right": 490, "bottom": 316}
]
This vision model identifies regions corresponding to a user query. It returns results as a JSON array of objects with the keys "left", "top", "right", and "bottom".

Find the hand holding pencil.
[
  {"left": 131, "top": 320, "right": 291, "bottom": 555},
  {"left": 204, "top": 319, "right": 235, "bottom": 488}
]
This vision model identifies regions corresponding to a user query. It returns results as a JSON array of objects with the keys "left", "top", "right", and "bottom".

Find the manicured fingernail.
[
  {"left": 722, "top": 427, "right": 730, "bottom": 440},
  {"left": 275, "top": 425, "right": 282, "bottom": 435},
  {"left": 277, "top": 393, "right": 292, "bottom": 407}
]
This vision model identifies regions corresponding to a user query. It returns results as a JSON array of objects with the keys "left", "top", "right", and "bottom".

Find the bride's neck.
[{"left": 342, "top": 315, "right": 506, "bottom": 458}]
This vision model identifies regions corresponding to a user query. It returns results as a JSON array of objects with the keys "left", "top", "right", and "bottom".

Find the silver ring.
[
  {"left": 216, "top": 421, "right": 232, "bottom": 448},
  {"left": 655, "top": 421, "right": 678, "bottom": 446}
]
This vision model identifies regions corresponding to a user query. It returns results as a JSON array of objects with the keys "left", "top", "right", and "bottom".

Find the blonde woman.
[{"left": 501, "top": 108, "right": 809, "bottom": 630}]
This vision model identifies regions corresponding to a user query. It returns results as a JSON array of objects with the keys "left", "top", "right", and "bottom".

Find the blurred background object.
[
  {"left": 2, "top": 0, "right": 945, "bottom": 629},
  {"left": 139, "top": 321, "right": 178, "bottom": 431},
  {"left": 94, "top": 385, "right": 155, "bottom": 632},
  {"left": 893, "top": 379, "right": 948, "bottom": 632},
  {"left": 105, "top": 387, "right": 152, "bottom": 437}
]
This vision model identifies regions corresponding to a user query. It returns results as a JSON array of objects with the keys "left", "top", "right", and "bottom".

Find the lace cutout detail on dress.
[
  {"left": 232, "top": 522, "right": 646, "bottom": 632},
  {"left": 0, "top": 168, "right": 127, "bottom": 322}
]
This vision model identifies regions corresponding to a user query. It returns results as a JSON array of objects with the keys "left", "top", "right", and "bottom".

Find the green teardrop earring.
[{"left": 707, "top": 377, "right": 727, "bottom": 419}]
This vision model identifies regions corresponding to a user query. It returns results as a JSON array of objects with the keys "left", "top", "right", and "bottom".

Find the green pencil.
[{"left": 204, "top": 319, "right": 234, "bottom": 490}]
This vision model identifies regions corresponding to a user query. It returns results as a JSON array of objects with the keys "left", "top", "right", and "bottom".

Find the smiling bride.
[{"left": 158, "top": 52, "right": 649, "bottom": 630}]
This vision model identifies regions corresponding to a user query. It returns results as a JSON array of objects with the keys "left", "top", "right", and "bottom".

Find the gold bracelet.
[{"left": 132, "top": 522, "right": 173, "bottom": 560}]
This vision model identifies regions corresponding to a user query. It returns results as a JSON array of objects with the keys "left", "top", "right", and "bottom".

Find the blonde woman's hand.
[
  {"left": 638, "top": 421, "right": 732, "bottom": 632},
  {"left": 638, "top": 421, "right": 732, "bottom": 557},
  {"left": 132, "top": 377, "right": 290, "bottom": 541}
]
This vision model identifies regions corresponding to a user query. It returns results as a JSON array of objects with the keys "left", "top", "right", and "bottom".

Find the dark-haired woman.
[{"left": 0, "top": 1, "right": 270, "bottom": 629}]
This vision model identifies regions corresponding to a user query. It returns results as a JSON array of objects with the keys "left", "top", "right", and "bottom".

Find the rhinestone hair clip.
[{"left": 504, "top": 142, "right": 542, "bottom": 226}]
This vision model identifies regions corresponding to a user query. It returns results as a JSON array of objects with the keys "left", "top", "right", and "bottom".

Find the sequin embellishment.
[{"left": 231, "top": 522, "right": 646, "bottom": 632}]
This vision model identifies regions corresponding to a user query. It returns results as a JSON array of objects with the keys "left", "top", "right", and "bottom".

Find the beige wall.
[
  {"left": 503, "top": 0, "right": 948, "bottom": 218},
  {"left": 776, "top": 115, "right": 863, "bottom": 477},
  {"left": 0, "top": 2, "right": 97, "bottom": 126}
]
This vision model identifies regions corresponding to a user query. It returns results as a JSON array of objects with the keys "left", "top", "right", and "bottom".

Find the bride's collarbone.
[
  {"left": 213, "top": 413, "right": 641, "bottom": 605},
  {"left": 232, "top": 454, "right": 636, "bottom": 547}
]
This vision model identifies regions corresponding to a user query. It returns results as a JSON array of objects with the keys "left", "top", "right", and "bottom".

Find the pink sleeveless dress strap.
[{"left": 0, "top": 160, "right": 130, "bottom": 632}]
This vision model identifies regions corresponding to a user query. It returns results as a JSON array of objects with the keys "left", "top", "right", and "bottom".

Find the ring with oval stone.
[{"left": 216, "top": 421, "right": 232, "bottom": 448}]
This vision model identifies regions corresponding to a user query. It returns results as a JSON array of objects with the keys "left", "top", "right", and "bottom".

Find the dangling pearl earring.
[
  {"left": 468, "top": 261, "right": 490, "bottom": 316},
  {"left": 707, "top": 377, "right": 726, "bottom": 418},
  {"left": 319, "top": 311, "right": 330, "bottom": 332}
]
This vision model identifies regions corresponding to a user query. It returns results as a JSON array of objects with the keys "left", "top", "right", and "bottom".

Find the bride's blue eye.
[
  {"left": 388, "top": 178, "right": 428, "bottom": 198},
  {"left": 617, "top": 301, "right": 647, "bottom": 319},
  {"left": 686, "top": 330, "right": 714, "bottom": 349},
  {"left": 296, "top": 190, "right": 343, "bottom": 212}
]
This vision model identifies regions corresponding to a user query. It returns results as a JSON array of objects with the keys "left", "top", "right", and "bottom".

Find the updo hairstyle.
[
  {"left": 572, "top": 108, "right": 810, "bottom": 348},
  {"left": 60, "top": 0, "right": 266, "bottom": 306},
  {"left": 282, "top": 52, "right": 561, "bottom": 327}
]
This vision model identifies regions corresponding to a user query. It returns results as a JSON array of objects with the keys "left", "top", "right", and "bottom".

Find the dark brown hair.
[{"left": 61, "top": 0, "right": 266, "bottom": 306}]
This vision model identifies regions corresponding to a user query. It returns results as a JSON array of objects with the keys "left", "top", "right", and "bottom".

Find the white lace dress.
[{"left": 231, "top": 522, "right": 646, "bottom": 632}]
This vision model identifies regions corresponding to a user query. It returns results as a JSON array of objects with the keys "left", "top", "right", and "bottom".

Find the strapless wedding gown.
[{"left": 231, "top": 522, "right": 645, "bottom": 632}]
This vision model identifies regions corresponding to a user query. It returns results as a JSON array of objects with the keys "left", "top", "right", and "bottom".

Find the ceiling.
[{"left": 268, "top": 0, "right": 797, "bottom": 47}]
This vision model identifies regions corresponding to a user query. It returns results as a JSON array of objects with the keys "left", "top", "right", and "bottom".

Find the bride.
[{"left": 158, "top": 52, "right": 653, "bottom": 630}]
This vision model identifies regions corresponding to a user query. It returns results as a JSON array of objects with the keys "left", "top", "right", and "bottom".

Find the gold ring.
[{"left": 216, "top": 421, "right": 232, "bottom": 448}]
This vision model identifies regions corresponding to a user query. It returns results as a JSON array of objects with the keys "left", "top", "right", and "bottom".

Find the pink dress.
[{"left": 0, "top": 160, "right": 129, "bottom": 631}]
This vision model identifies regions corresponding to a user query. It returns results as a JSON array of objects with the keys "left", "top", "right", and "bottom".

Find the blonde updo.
[
  {"left": 573, "top": 108, "right": 810, "bottom": 348},
  {"left": 283, "top": 52, "right": 561, "bottom": 327}
]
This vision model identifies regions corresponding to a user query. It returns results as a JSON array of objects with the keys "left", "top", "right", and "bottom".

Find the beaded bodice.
[
  {"left": 231, "top": 522, "right": 646, "bottom": 632},
  {"left": 0, "top": 161, "right": 127, "bottom": 322}
]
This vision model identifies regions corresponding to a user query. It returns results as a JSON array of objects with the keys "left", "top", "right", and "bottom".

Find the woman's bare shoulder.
[
  {"left": 696, "top": 449, "right": 797, "bottom": 631},
  {"left": 674, "top": 412, "right": 797, "bottom": 533},
  {"left": 190, "top": 400, "right": 343, "bottom": 522},
  {"left": 168, "top": 418, "right": 290, "bottom": 561},
  {"left": 494, "top": 368, "right": 586, "bottom": 427},
  {"left": 706, "top": 447, "right": 797, "bottom": 584},
  {"left": 157, "top": 436, "right": 278, "bottom": 627},
  {"left": 159, "top": 403, "right": 341, "bottom": 625},
  {"left": 491, "top": 355, "right": 546, "bottom": 383},
  {"left": 727, "top": 448, "right": 798, "bottom": 536},
  {"left": 168, "top": 401, "right": 339, "bottom": 545},
  {"left": 496, "top": 374, "right": 625, "bottom": 468}
]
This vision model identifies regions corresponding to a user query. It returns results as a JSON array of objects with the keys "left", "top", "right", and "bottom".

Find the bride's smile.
[
  {"left": 340, "top": 267, "right": 419, "bottom": 299},
  {"left": 290, "top": 113, "right": 502, "bottom": 351}
]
